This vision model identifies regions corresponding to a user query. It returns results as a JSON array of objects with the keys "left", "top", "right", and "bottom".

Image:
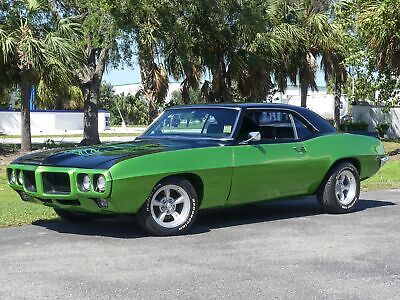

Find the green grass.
[
  {"left": 361, "top": 160, "right": 400, "bottom": 191},
  {"left": 0, "top": 165, "right": 57, "bottom": 227},
  {"left": 383, "top": 140, "right": 400, "bottom": 153}
]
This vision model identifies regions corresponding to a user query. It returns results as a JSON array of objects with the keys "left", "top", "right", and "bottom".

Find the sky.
[
  {"left": 103, "top": 64, "right": 327, "bottom": 87},
  {"left": 103, "top": 66, "right": 142, "bottom": 85}
]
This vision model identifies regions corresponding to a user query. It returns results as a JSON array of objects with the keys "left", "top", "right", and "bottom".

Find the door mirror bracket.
[{"left": 240, "top": 131, "right": 261, "bottom": 144}]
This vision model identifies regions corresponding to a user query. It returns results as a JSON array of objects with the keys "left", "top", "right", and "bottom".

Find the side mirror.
[{"left": 240, "top": 131, "right": 261, "bottom": 144}]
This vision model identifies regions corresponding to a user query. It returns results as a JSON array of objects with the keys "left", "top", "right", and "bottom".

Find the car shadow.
[{"left": 32, "top": 197, "right": 396, "bottom": 239}]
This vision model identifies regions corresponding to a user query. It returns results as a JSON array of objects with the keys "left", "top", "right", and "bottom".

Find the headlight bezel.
[
  {"left": 7, "top": 168, "right": 16, "bottom": 184},
  {"left": 94, "top": 174, "right": 107, "bottom": 193},
  {"left": 77, "top": 172, "right": 109, "bottom": 194},
  {"left": 77, "top": 173, "right": 91, "bottom": 192},
  {"left": 17, "top": 170, "right": 24, "bottom": 185}
]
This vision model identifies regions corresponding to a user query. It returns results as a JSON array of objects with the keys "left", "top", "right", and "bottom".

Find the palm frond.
[{"left": 0, "top": 26, "right": 16, "bottom": 64}]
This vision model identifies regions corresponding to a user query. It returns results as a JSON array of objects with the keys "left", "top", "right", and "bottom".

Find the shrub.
[
  {"left": 375, "top": 123, "right": 390, "bottom": 138},
  {"left": 339, "top": 121, "right": 369, "bottom": 132}
]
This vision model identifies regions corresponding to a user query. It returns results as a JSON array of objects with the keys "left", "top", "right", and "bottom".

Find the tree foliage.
[
  {"left": 0, "top": 0, "right": 83, "bottom": 150},
  {"left": 336, "top": 0, "right": 400, "bottom": 108},
  {"left": 99, "top": 83, "right": 148, "bottom": 125}
]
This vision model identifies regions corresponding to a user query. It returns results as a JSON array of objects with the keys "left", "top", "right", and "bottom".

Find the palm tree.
[
  {"left": 357, "top": 0, "right": 400, "bottom": 75},
  {"left": 0, "top": 5, "right": 82, "bottom": 151},
  {"left": 116, "top": 0, "right": 169, "bottom": 122},
  {"left": 322, "top": 51, "right": 347, "bottom": 129},
  {"left": 268, "top": 0, "right": 340, "bottom": 108},
  {"left": 295, "top": 2, "right": 335, "bottom": 108}
]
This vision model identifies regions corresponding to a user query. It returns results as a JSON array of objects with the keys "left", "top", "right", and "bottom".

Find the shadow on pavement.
[{"left": 32, "top": 197, "right": 396, "bottom": 239}]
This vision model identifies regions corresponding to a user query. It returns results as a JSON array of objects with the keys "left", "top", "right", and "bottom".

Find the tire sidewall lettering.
[
  {"left": 178, "top": 197, "right": 196, "bottom": 231},
  {"left": 145, "top": 183, "right": 162, "bottom": 213}
]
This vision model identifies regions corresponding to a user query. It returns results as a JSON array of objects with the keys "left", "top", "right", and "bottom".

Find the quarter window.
[
  {"left": 239, "top": 110, "right": 295, "bottom": 141},
  {"left": 238, "top": 109, "right": 316, "bottom": 141},
  {"left": 292, "top": 116, "right": 314, "bottom": 139}
]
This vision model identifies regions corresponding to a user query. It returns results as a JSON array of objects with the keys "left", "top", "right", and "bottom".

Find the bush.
[
  {"left": 339, "top": 121, "right": 369, "bottom": 132},
  {"left": 375, "top": 123, "right": 390, "bottom": 138}
]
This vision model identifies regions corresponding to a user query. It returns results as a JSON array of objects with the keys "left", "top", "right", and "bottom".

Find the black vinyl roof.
[{"left": 170, "top": 103, "right": 337, "bottom": 134}]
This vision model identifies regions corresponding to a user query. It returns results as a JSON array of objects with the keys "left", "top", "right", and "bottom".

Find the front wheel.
[
  {"left": 317, "top": 162, "right": 360, "bottom": 213},
  {"left": 54, "top": 208, "right": 96, "bottom": 223},
  {"left": 137, "top": 177, "right": 199, "bottom": 236}
]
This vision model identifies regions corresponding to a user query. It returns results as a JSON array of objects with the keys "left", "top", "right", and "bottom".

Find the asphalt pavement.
[{"left": 0, "top": 190, "right": 399, "bottom": 299}]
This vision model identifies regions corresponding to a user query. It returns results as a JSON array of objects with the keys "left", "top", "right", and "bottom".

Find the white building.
[
  {"left": 113, "top": 82, "right": 182, "bottom": 101},
  {"left": 0, "top": 110, "right": 110, "bottom": 135}
]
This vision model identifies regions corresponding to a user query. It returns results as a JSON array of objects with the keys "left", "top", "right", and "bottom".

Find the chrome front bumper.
[{"left": 378, "top": 155, "right": 389, "bottom": 167}]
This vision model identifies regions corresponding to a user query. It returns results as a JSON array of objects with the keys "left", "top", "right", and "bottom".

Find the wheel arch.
[
  {"left": 317, "top": 157, "right": 361, "bottom": 193},
  {"left": 157, "top": 173, "right": 204, "bottom": 204}
]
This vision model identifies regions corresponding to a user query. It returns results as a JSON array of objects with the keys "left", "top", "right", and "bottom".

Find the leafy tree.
[
  {"left": 356, "top": 0, "right": 400, "bottom": 75},
  {"left": 168, "top": 89, "right": 202, "bottom": 107},
  {"left": 0, "top": 0, "right": 82, "bottom": 150},
  {"left": 335, "top": 0, "right": 400, "bottom": 110},
  {"left": 99, "top": 83, "right": 148, "bottom": 125},
  {"left": 36, "top": 84, "right": 84, "bottom": 110},
  {"left": 0, "top": 84, "right": 15, "bottom": 109},
  {"left": 47, "top": 0, "right": 132, "bottom": 145}
]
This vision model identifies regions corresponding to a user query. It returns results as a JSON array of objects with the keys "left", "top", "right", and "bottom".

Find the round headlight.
[
  {"left": 96, "top": 175, "right": 106, "bottom": 192},
  {"left": 17, "top": 170, "right": 24, "bottom": 185},
  {"left": 10, "top": 170, "right": 16, "bottom": 184},
  {"left": 82, "top": 174, "right": 91, "bottom": 191}
]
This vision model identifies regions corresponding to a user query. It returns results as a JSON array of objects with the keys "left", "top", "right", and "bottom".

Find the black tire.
[
  {"left": 54, "top": 208, "right": 96, "bottom": 223},
  {"left": 137, "top": 177, "right": 199, "bottom": 236},
  {"left": 317, "top": 162, "right": 360, "bottom": 214}
]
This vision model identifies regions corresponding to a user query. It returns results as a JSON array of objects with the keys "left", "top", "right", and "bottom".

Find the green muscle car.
[{"left": 7, "top": 104, "right": 387, "bottom": 236}]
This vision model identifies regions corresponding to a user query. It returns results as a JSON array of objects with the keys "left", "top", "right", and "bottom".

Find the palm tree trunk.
[
  {"left": 138, "top": 49, "right": 157, "bottom": 122},
  {"left": 20, "top": 72, "right": 32, "bottom": 151},
  {"left": 300, "top": 82, "right": 308, "bottom": 108},
  {"left": 82, "top": 81, "right": 101, "bottom": 145},
  {"left": 334, "top": 79, "right": 341, "bottom": 130},
  {"left": 211, "top": 52, "right": 231, "bottom": 102},
  {"left": 181, "top": 82, "right": 190, "bottom": 104},
  {"left": 79, "top": 47, "right": 108, "bottom": 145}
]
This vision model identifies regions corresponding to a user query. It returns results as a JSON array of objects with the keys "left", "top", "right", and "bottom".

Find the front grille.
[
  {"left": 23, "top": 171, "right": 37, "bottom": 192},
  {"left": 42, "top": 172, "right": 71, "bottom": 194}
]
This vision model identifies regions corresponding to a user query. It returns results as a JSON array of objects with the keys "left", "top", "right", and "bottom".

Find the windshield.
[{"left": 142, "top": 108, "right": 239, "bottom": 139}]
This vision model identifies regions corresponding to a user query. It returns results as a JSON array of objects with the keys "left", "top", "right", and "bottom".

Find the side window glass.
[
  {"left": 239, "top": 110, "right": 295, "bottom": 141},
  {"left": 292, "top": 116, "right": 314, "bottom": 139}
]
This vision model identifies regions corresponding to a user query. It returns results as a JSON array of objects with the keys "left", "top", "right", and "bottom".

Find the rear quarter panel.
[
  {"left": 108, "top": 146, "right": 234, "bottom": 214},
  {"left": 304, "top": 133, "right": 384, "bottom": 193}
]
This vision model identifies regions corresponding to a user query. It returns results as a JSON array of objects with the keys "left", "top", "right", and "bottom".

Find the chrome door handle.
[{"left": 293, "top": 146, "right": 307, "bottom": 153}]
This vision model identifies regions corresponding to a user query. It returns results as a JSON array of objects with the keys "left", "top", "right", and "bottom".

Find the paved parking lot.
[{"left": 0, "top": 190, "right": 399, "bottom": 299}]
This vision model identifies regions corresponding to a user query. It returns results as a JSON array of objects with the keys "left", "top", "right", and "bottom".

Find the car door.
[{"left": 227, "top": 109, "right": 313, "bottom": 205}]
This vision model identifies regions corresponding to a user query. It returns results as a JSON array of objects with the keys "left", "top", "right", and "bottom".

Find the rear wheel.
[
  {"left": 317, "top": 162, "right": 360, "bottom": 213},
  {"left": 137, "top": 177, "right": 199, "bottom": 236},
  {"left": 54, "top": 208, "right": 96, "bottom": 223}
]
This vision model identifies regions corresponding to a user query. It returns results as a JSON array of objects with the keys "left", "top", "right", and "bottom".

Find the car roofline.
[{"left": 156, "top": 103, "right": 336, "bottom": 137}]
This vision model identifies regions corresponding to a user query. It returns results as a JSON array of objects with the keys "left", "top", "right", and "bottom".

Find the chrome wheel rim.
[
  {"left": 150, "top": 184, "right": 191, "bottom": 229},
  {"left": 335, "top": 170, "right": 357, "bottom": 206}
]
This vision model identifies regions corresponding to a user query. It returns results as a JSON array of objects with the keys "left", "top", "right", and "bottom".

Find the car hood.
[{"left": 11, "top": 138, "right": 225, "bottom": 169}]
